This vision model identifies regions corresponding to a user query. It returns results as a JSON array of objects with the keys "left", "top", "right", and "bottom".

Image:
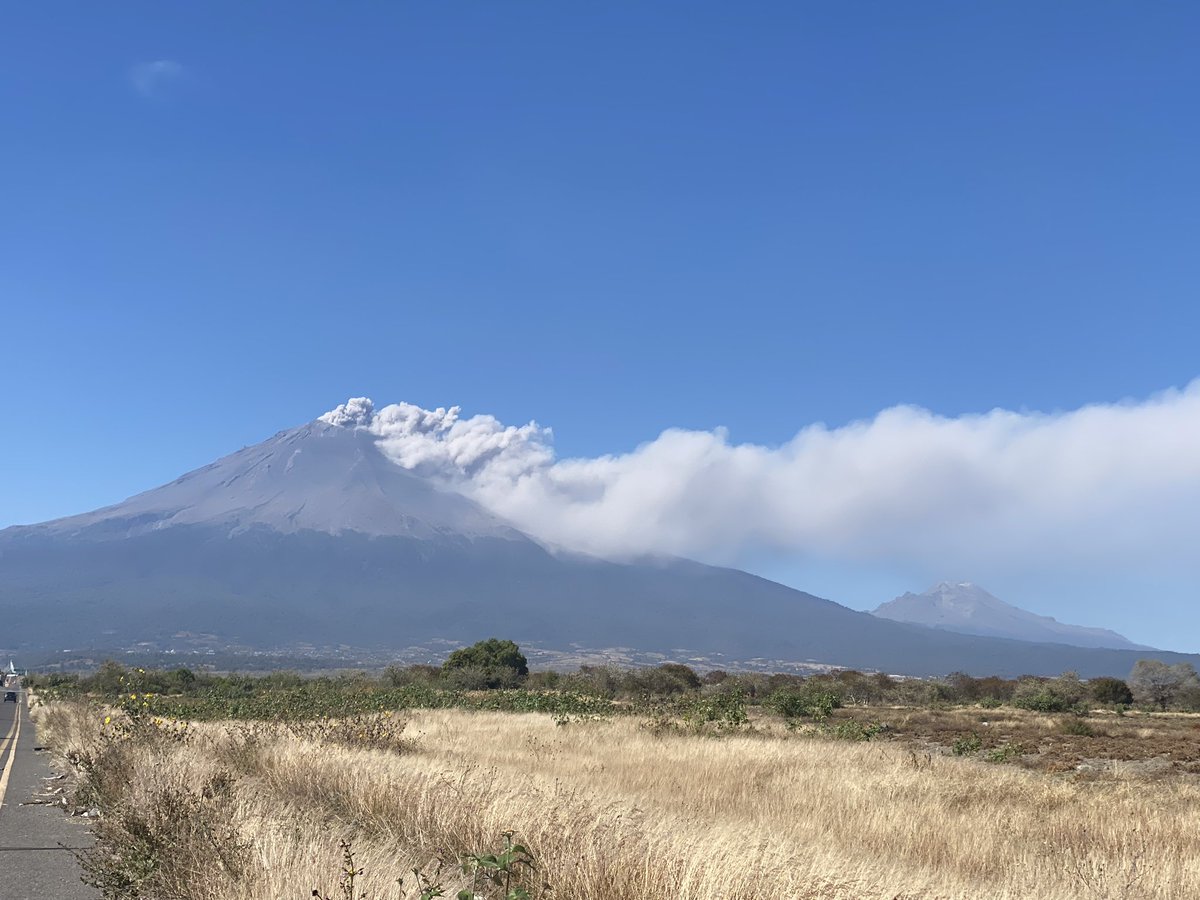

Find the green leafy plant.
[
  {"left": 682, "top": 689, "right": 749, "bottom": 733},
  {"left": 766, "top": 687, "right": 841, "bottom": 721},
  {"left": 459, "top": 832, "right": 537, "bottom": 900},
  {"left": 985, "top": 743, "right": 1024, "bottom": 764},
  {"left": 952, "top": 733, "right": 983, "bottom": 756}
]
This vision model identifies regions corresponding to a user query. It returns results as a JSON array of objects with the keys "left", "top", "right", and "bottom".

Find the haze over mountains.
[
  {"left": 873, "top": 582, "right": 1146, "bottom": 651},
  {"left": 2, "top": 401, "right": 1196, "bottom": 678}
]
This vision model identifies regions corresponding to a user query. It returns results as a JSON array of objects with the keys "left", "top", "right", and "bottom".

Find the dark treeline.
[{"left": 29, "top": 651, "right": 1200, "bottom": 714}]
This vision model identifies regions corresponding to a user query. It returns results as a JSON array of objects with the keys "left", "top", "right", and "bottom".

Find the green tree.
[
  {"left": 443, "top": 638, "right": 528, "bottom": 685},
  {"left": 657, "top": 663, "right": 701, "bottom": 690},
  {"left": 167, "top": 667, "right": 197, "bottom": 693}
]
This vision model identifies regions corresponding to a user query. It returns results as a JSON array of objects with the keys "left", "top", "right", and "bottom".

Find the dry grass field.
[{"left": 33, "top": 699, "right": 1200, "bottom": 900}]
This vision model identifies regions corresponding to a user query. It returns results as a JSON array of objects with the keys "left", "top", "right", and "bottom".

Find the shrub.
[
  {"left": 556, "top": 665, "right": 622, "bottom": 698},
  {"left": 88, "top": 661, "right": 129, "bottom": 695},
  {"left": 289, "top": 711, "right": 417, "bottom": 753},
  {"left": 974, "top": 676, "right": 1017, "bottom": 702},
  {"left": 1012, "top": 688, "right": 1070, "bottom": 713},
  {"left": 682, "top": 689, "right": 748, "bottom": 732},
  {"left": 985, "top": 743, "right": 1024, "bottom": 764},
  {"left": 81, "top": 771, "right": 249, "bottom": 899},
  {"left": 524, "top": 670, "right": 563, "bottom": 690},
  {"left": 383, "top": 664, "right": 440, "bottom": 688},
  {"left": 952, "top": 733, "right": 983, "bottom": 756},
  {"left": 1129, "top": 660, "right": 1200, "bottom": 711},
  {"left": 657, "top": 663, "right": 702, "bottom": 690},
  {"left": 1059, "top": 718, "right": 1096, "bottom": 737},
  {"left": 1089, "top": 677, "right": 1133, "bottom": 706},
  {"left": 1011, "top": 673, "right": 1086, "bottom": 713},
  {"left": 945, "top": 672, "right": 984, "bottom": 703},
  {"left": 766, "top": 687, "right": 842, "bottom": 721},
  {"left": 624, "top": 666, "right": 701, "bottom": 697}
]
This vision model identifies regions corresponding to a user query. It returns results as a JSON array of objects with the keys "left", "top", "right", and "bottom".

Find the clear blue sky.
[{"left": 3, "top": 4, "right": 1199, "bottom": 645}]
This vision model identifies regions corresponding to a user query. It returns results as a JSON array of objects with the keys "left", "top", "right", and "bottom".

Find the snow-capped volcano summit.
[
  {"left": 872, "top": 581, "right": 1146, "bottom": 650},
  {"left": 27, "top": 413, "right": 524, "bottom": 543}
]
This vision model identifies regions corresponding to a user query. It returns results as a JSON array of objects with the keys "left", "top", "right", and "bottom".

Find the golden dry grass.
[{"left": 34, "top": 702, "right": 1200, "bottom": 900}]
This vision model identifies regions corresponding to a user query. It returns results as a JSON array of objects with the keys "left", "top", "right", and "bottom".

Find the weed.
[
  {"left": 315, "top": 834, "right": 540, "bottom": 900},
  {"left": 823, "top": 720, "right": 886, "bottom": 742},
  {"left": 461, "top": 831, "right": 538, "bottom": 900},
  {"left": 1059, "top": 718, "right": 1097, "bottom": 737},
  {"left": 905, "top": 750, "right": 934, "bottom": 772},
  {"left": 290, "top": 711, "right": 418, "bottom": 754},
  {"left": 1060, "top": 827, "right": 1152, "bottom": 900},
  {"left": 79, "top": 769, "right": 248, "bottom": 898},
  {"left": 952, "top": 733, "right": 983, "bottom": 756},
  {"left": 311, "top": 841, "right": 367, "bottom": 900},
  {"left": 985, "top": 743, "right": 1025, "bottom": 764}
]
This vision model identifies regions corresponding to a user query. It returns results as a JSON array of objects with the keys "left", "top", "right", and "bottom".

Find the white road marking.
[{"left": 0, "top": 700, "right": 23, "bottom": 811}]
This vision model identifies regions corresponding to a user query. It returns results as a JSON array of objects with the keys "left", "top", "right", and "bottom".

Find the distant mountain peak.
[{"left": 872, "top": 581, "right": 1147, "bottom": 650}]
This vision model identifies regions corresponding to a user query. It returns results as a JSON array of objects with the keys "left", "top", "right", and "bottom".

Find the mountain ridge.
[
  {"left": 872, "top": 581, "right": 1147, "bottom": 651},
  {"left": 21, "top": 419, "right": 524, "bottom": 543}
]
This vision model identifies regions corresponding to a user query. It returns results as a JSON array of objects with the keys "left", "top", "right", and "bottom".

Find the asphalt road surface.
[{"left": 0, "top": 682, "right": 96, "bottom": 899}]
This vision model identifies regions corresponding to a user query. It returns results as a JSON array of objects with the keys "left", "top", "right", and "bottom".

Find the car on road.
[{"left": 3, "top": 691, "right": 16, "bottom": 703}]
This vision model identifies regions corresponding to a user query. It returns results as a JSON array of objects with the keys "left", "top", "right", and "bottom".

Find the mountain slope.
[
  {"left": 1, "top": 406, "right": 1193, "bottom": 677},
  {"left": 873, "top": 582, "right": 1146, "bottom": 650},
  {"left": 28, "top": 419, "right": 523, "bottom": 543}
]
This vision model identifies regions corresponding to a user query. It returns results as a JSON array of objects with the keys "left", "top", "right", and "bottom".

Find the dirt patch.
[{"left": 837, "top": 706, "right": 1200, "bottom": 776}]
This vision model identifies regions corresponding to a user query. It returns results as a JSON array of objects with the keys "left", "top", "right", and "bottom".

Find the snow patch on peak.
[
  {"left": 319, "top": 397, "right": 376, "bottom": 427},
  {"left": 932, "top": 580, "right": 976, "bottom": 592}
]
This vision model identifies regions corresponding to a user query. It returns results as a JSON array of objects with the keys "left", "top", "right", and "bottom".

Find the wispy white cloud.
[
  {"left": 129, "top": 59, "right": 184, "bottom": 99},
  {"left": 321, "top": 381, "right": 1200, "bottom": 577}
]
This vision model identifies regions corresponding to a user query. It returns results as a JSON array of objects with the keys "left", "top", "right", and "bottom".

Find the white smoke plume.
[{"left": 324, "top": 382, "right": 1200, "bottom": 573}]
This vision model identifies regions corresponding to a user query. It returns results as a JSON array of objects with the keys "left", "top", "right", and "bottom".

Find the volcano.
[
  {"left": 1, "top": 403, "right": 1195, "bottom": 677},
  {"left": 873, "top": 582, "right": 1148, "bottom": 650}
]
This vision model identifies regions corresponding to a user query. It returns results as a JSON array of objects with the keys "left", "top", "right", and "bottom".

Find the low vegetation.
[{"left": 26, "top": 642, "right": 1200, "bottom": 899}]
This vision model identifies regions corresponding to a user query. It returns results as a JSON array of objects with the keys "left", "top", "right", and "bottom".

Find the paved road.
[{"left": 0, "top": 683, "right": 97, "bottom": 899}]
